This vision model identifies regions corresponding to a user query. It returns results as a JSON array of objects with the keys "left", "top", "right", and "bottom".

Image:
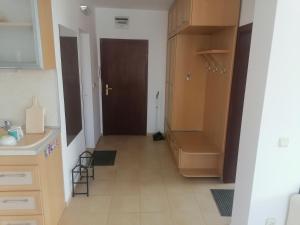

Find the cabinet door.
[
  {"left": 38, "top": 138, "right": 65, "bottom": 225},
  {"left": 0, "top": 0, "right": 42, "bottom": 68},
  {"left": 191, "top": 0, "right": 240, "bottom": 26},
  {"left": 182, "top": 0, "right": 192, "bottom": 26},
  {"left": 176, "top": 0, "right": 184, "bottom": 30},
  {"left": 0, "top": 0, "right": 55, "bottom": 69},
  {"left": 168, "top": 10, "right": 173, "bottom": 37},
  {"left": 166, "top": 37, "right": 177, "bottom": 128},
  {"left": 169, "top": 37, "right": 176, "bottom": 87},
  {"left": 176, "top": 0, "right": 192, "bottom": 30},
  {"left": 169, "top": 3, "right": 177, "bottom": 36},
  {"left": 165, "top": 41, "right": 171, "bottom": 124}
]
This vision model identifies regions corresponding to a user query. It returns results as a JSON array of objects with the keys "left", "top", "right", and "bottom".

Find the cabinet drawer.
[
  {"left": 0, "top": 192, "right": 42, "bottom": 216},
  {"left": 0, "top": 166, "right": 40, "bottom": 191},
  {"left": 0, "top": 216, "right": 43, "bottom": 225}
]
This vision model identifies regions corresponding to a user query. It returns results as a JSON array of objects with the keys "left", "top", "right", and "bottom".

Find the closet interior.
[{"left": 165, "top": 0, "right": 240, "bottom": 178}]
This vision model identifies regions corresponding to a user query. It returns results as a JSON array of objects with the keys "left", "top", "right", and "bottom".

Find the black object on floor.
[
  {"left": 211, "top": 189, "right": 234, "bottom": 217},
  {"left": 93, "top": 150, "right": 117, "bottom": 166},
  {"left": 153, "top": 132, "right": 165, "bottom": 141}
]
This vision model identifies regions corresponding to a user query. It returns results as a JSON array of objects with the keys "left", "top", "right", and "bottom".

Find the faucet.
[{"left": 0, "top": 120, "right": 12, "bottom": 131}]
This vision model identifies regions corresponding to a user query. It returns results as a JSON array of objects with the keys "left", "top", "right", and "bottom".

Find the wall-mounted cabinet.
[
  {"left": 0, "top": 0, "right": 55, "bottom": 69},
  {"left": 176, "top": 0, "right": 192, "bottom": 31},
  {"left": 168, "top": 0, "right": 240, "bottom": 38}
]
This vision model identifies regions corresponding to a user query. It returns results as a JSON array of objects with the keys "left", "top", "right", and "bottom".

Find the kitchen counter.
[
  {"left": 0, "top": 127, "right": 60, "bottom": 156},
  {"left": 0, "top": 127, "right": 65, "bottom": 225}
]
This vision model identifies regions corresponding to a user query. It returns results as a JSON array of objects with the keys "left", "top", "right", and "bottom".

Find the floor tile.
[
  {"left": 68, "top": 196, "right": 111, "bottom": 214},
  {"left": 94, "top": 166, "right": 117, "bottom": 180},
  {"left": 107, "top": 213, "right": 140, "bottom": 225},
  {"left": 140, "top": 194, "right": 169, "bottom": 213},
  {"left": 113, "top": 180, "right": 140, "bottom": 195},
  {"left": 168, "top": 193, "right": 200, "bottom": 213},
  {"left": 171, "top": 211, "right": 206, "bottom": 225},
  {"left": 59, "top": 207, "right": 108, "bottom": 225},
  {"left": 110, "top": 195, "right": 140, "bottom": 213},
  {"left": 140, "top": 182, "right": 166, "bottom": 196},
  {"left": 140, "top": 213, "right": 172, "bottom": 225},
  {"left": 202, "top": 211, "right": 231, "bottom": 225},
  {"left": 76, "top": 180, "right": 115, "bottom": 196}
]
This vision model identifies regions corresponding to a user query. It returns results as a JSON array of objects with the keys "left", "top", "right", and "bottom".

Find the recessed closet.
[{"left": 165, "top": 0, "right": 240, "bottom": 178}]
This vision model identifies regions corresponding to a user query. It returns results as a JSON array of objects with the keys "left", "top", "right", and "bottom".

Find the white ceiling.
[{"left": 91, "top": 0, "right": 174, "bottom": 10}]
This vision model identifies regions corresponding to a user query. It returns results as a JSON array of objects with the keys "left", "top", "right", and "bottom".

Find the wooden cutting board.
[{"left": 26, "top": 97, "right": 45, "bottom": 134}]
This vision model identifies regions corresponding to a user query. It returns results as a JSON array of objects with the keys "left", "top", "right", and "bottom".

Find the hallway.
[{"left": 59, "top": 136, "right": 233, "bottom": 225}]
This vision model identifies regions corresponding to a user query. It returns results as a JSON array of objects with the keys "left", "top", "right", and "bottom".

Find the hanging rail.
[{"left": 196, "top": 49, "right": 229, "bottom": 74}]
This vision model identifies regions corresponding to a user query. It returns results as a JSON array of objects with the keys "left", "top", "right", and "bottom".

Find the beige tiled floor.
[{"left": 59, "top": 136, "right": 233, "bottom": 225}]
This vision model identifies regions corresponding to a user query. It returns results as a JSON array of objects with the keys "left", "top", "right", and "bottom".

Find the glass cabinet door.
[{"left": 0, "top": 0, "right": 41, "bottom": 68}]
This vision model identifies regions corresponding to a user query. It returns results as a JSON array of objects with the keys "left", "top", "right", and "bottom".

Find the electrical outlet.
[{"left": 266, "top": 218, "right": 276, "bottom": 225}]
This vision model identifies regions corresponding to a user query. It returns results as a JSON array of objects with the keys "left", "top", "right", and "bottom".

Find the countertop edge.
[{"left": 0, "top": 127, "right": 60, "bottom": 156}]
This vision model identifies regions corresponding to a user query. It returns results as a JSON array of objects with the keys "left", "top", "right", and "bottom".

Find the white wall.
[
  {"left": 51, "top": 0, "right": 100, "bottom": 202},
  {"left": 0, "top": 69, "right": 59, "bottom": 127},
  {"left": 239, "top": 0, "right": 256, "bottom": 26},
  {"left": 232, "top": 0, "right": 300, "bottom": 224},
  {"left": 95, "top": 8, "right": 168, "bottom": 134}
]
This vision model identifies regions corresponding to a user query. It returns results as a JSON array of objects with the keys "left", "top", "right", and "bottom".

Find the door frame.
[
  {"left": 99, "top": 38, "right": 149, "bottom": 135},
  {"left": 223, "top": 23, "right": 253, "bottom": 183},
  {"left": 78, "top": 31, "right": 98, "bottom": 148}
]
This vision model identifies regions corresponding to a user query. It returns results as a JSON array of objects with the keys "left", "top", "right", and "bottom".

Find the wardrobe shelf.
[
  {"left": 173, "top": 131, "right": 220, "bottom": 154},
  {"left": 196, "top": 49, "right": 230, "bottom": 55},
  {"left": 166, "top": 131, "right": 222, "bottom": 178}
]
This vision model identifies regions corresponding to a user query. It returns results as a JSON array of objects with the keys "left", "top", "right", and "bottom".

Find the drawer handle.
[
  {"left": 0, "top": 173, "right": 27, "bottom": 178},
  {"left": 2, "top": 199, "right": 29, "bottom": 203},
  {"left": 7, "top": 223, "right": 31, "bottom": 225}
]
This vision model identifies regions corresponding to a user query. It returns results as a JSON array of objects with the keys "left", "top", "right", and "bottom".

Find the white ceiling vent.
[{"left": 115, "top": 16, "right": 129, "bottom": 29}]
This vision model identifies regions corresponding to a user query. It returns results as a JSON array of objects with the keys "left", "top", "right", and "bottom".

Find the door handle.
[
  {"left": 0, "top": 173, "right": 27, "bottom": 178},
  {"left": 2, "top": 198, "right": 29, "bottom": 203},
  {"left": 105, "top": 84, "right": 113, "bottom": 96}
]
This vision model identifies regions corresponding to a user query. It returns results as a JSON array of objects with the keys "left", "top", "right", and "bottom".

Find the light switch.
[{"left": 278, "top": 137, "right": 290, "bottom": 148}]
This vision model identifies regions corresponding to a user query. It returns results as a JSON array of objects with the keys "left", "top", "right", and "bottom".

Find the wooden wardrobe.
[{"left": 165, "top": 0, "right": 240, "bottom": 178}]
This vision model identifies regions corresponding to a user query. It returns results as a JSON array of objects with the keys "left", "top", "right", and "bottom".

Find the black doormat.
[
  {"left": 93, "top": 150, "right": 117, "bottom": 166},
  {"left": 211, "top": 189, "right": 234, "bottom": 217}
]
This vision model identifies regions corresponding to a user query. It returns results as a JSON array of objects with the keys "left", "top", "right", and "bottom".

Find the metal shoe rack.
[{"left": 72, "top": 151, "right": 95, "bottom": 197}]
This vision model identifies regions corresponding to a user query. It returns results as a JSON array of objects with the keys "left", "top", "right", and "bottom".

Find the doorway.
[
  {"left": 223, "top": 24, "right": 253, "bottom": 183},
  {"left": 100, "top": 39, "right": 149, "bottom": 135}
]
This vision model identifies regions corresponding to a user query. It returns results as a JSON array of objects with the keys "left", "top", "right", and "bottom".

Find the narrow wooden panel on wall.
[{"left": 38, "top": 0, "right": 56, "bottom": 69}]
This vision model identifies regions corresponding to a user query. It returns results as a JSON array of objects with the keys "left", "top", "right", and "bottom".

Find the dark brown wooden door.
[
  {"left": 100, "top": 39, "right": 148, "bottom": 135},
  {"left": 223, "top": 24, "right": 253, "bottom": 183}
]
